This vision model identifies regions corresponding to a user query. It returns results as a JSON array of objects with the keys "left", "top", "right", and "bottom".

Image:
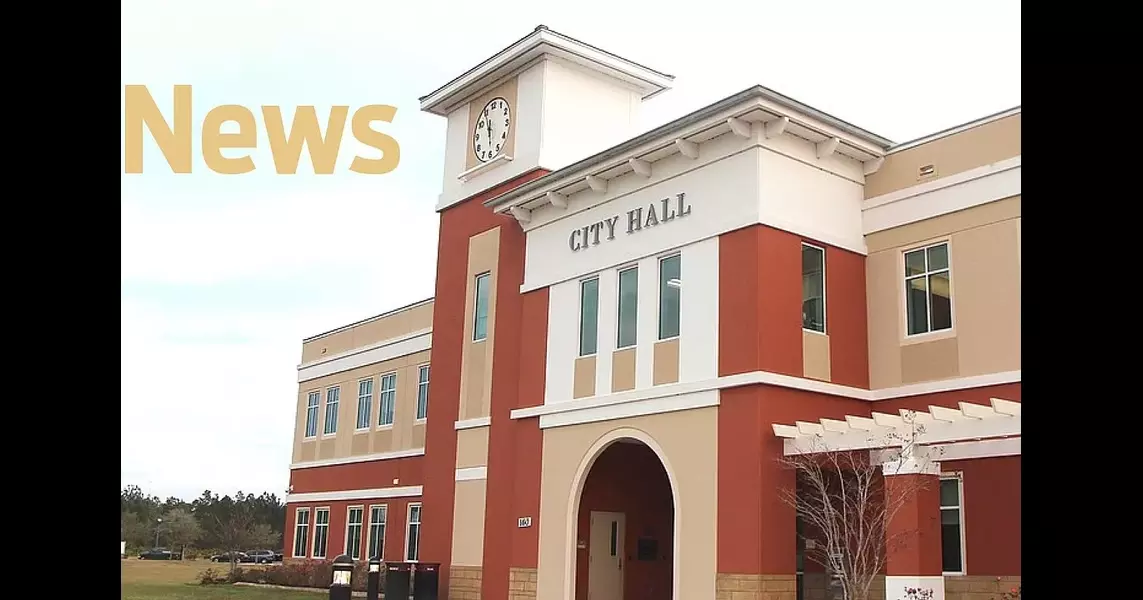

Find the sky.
[{"left": 120, "top": 0, "right": 1021, "bottom": 501}]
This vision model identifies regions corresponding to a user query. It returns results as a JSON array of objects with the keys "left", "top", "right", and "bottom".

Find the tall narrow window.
[
  {"left": 579, "top": 277, "right": 599, "bottom": 356},
  {"left": 473, "top": 272, "right": 491, "bottom": 341},
  {"left": 416, "top": 365, "right": 430, "bottom": 421},
  {"left": 378, "top": 373, "right": 396, "bottom": 427},
  {"left": 801, "top": 244, "right": 826, "bottom": 333},
  {"left": 905, "top": 242, "right": 953, "bottom": 335},
  {"left": 323, "top": 388, "right": 340, "bottom": 436},
  {"left": 367, "top": 505, "right": 387, "bottom": 561},
  {"left": 405, "top": 503, "right": 422, "bottom": 561},
  {"left": 345, "top": 506, "right": 364, "bottom": 560},
  {"left": 356, "top": 378, "right": 373, "bottom": 430},
  {"left": 658, "top": 254, "right": 681, "bottom": 340},
  {"left": 940, "top": 476, "right": 965, "bottom": 573},
  {"left": 616, "top": 267, "right": 639, "bottom": 349},
  {"left": 312, "top": 508, "right": 330, "bottom": 559},
  {"left": 304, "top": 391, "right": 320, "bottom": 438},
  {"left": 292, "top": 508, "right": 310, "bottom": 558}
]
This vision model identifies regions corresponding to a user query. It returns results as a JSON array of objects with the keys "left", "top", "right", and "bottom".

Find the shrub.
[
  {"left": 197, "top": 568, "right": 228, "bottom": 585},
  {"left": 994, "top": 586, "right": 1021, "bottom": 600},
  {"left": 229, "top": 560, "right": 374, "bottom": 592}
]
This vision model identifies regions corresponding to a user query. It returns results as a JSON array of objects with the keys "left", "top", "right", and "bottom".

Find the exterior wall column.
[{"left": 883, "top": 449, "right": 945, "bottom": 600}]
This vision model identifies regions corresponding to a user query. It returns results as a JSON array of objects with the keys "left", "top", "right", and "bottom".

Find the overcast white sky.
[{"left": 120, "top": 0, "right": 1021, "bottom": 501}]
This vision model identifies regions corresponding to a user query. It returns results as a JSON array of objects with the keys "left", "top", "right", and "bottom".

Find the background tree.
[
  {"left": 162, "top": 508, "right": 204, "bottom": 558},
  {"left": 202, "top": 492, "right": 281, "bottom": 572},
  {"left": 120, "top": 511, "right": 150, "bottom": 549}
]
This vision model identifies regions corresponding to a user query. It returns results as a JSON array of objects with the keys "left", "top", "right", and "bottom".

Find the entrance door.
[{"left": 588, "top": 511, "right": 626, "bottom": 600}]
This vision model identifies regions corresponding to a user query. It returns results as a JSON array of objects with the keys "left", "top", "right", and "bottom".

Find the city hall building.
[{"left": 283, "top": 26, "right": 1021, "bottom": 600}]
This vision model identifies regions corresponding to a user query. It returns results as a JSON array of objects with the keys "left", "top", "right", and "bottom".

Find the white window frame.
[
  {"left": 473, "top": 272, "right": 491, "bottom": 342},
  {"left": 303, "top": 391, "right": 320, "bottom": 439},
  {"left": 312, "top": 507, "right": 330, "bottom": 559},
  {"left": 405, "top": 502, "right": 422, "bottom": 562},
  {"left": 292, "top": 507, "right": 310, "bottom": 558},
  {"left": 657, "top": 253, "right": 682, "bottom": 341},
  {"left": 415, "top": 365, "right": 430, "bottom": 422},
  {"left": 322, "top": 387, "right": 340, "bottom": 437},
  {"left": 367, "top": 504, "right": 388, "bottom": 561},
  {"left": 345, "top": 505, "right": 365, "bottom": 561},
  {"left": 801, "top": 242, "right": 826, "bottom": 334},
  {"left": 903, "top": 240, "right": 955, "bottom": 338},
  {"left": 355, "top": 378, "right": 374, "bottom": 432},
  {"left": 578, "top": 276, "right": 600, "bottom": 357},
  {"left": 939, "top": 471, "right": 967, "bottom": 576},
  {"left": 615, "top": 265, "right": 639, "bottom": 350},
  {"left": 377, "top": 372, "right": 397, "bottom": 428}
]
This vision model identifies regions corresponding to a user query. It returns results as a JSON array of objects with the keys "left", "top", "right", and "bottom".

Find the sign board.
[
  {"left": 517, "top": 516, "right": 533, "bottom": 528},
  {"left": 567, "top": 193, "right": 692, "bottom": 252}
]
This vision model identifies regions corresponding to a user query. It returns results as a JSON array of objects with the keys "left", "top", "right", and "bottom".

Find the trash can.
[
  {"left": 412, "top": 562, "right": 441, "bottom": 600},
  {"left": 385, "top": 561, "right": 412, "bottom": 600}
]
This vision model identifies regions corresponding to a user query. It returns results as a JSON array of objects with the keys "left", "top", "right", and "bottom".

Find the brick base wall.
[
  {"left": 716, "top": 573, "right": 796, "bottom": 600},
  {"left": 945, "top": 576, "right": 1021, "bottom": 600},
  {"left": 448, "top": 566, "right": 482, "bottom": 600},
  {"left": 508, "top": 567, "right": 537, "bottom": 600}
]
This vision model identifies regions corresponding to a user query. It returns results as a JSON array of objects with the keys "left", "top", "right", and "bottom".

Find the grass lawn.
[{"left": 121, "top": 559, "right": 318, "bottom": 599}]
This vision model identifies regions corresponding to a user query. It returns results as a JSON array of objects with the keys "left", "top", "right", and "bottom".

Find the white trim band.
[
  {"left": 297, "top": 329, "right": 432, "bottom": 383},
  {"left": 456, "top": 466, "right": 488, "bottom": 481},
  {"left": 455, "top": 417, "right": 492, "bottom": 430},
  {"left": 286, "top": 485, "right": 423, "bottom": 504},
  {"left": 290, "top": 448, "right": 424, "bottom": 470}
]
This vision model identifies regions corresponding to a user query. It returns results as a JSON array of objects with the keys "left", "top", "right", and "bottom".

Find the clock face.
[{"left": 473, "top": 97, "right": 511, "bottom": 163}]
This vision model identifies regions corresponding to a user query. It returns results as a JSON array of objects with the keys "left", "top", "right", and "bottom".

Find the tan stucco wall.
[
  {"left": 865, "top": 196, "right": 1021, "bottom": 389},
  {"left": 536, "top": 407, "right": 718, "bottom": 600},
  {"left": 293, "top": 349, "right": 431, "bottom": 463},
  {"left": 450, "top": 479, "right": 488, "bottom": 567},
  {"left": 456, "top": 426, "right": 490, "bottom": 469},
  {"left": 802, "top": 331, "right": 831, "bottom": 382},
  {"left": 300, "top": 300, "right": 434, "bottom": 364},
  {"left": 460, "top": 228, "right": 500, "bottom": 421},
  {"left": 865, "top": 113, "right": 1021, "bottom": 198}
]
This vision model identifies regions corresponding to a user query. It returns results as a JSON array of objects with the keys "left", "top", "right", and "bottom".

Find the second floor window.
[
  {"left": 323, "top": 388, "right": 340, "bottom": 436},
  {"left": 658, "top": 254, "right": 681, "bottom": 340},
  {"left": 473, "top": 272, "right": 491, "bottom": 341},
  {"left": 616, "top": 267, "right": 639, "bottom": 349},
  {"left": 802, "top": 244, "right": 825, "bottom": 333},
  {"left": 579, "top": 277, "right": 599, "bottom": 356},
  {"left": 304, "top": 391, "right": 320, "bottom": 438},
  {"left": 905, "top": 242, "right": 953, "bottom": 335},
  {"left": 416, "top": 365, "right": 430, "bottom": 420},
  {"left": 378, "top": 373, "right": 397, "bottom": 426},
  {"left": 356, "top": 378, "right": 373, "bottom": 430}
]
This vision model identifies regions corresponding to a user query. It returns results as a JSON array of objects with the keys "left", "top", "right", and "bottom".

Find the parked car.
[
  {"left": 210, "top": 551, "right": 248, "bottom": 563},
  {"left": 139, "top": 547, "right": 182, "bottom": 560},
  {"left": 242, "top": 549, "right": 276, "bottom": 564},
  {"left": 272, "top": 551, "right": 283, "bottom": 562}
]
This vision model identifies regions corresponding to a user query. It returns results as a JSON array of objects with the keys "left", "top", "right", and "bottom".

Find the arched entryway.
[{"left": 570, "top": 436, "right": 676, "bottom": 600}]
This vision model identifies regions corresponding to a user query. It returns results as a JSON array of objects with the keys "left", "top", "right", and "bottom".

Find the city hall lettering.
[{"left": 568, "top": 193, "right": 692, "bottom": 252}]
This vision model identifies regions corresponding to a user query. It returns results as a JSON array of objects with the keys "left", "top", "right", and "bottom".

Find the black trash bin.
[
  {"left": 385, "top": 561, "right": 412, "bottom": 600},
  {"left": 412, "top": 562, "right": 441, "bottom": 600}
]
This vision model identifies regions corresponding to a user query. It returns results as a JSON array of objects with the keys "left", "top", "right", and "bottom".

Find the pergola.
[{"left": 771, "top": 398, "right": 1022, "bottom": 464}]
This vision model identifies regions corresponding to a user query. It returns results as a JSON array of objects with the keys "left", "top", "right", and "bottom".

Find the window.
[
  {"left": 356, "top": 379, "right": 373, "bottom": 431},
  {"left": 905, "top": 242, "right": 953, "bottom": 336},
  {"left": 345, "top": 506, "right": 364, "bottom": 560},
  {"left": 658, "top": 254, "right": 681, "bottom": 340},
  {"left": 378, "top": 373, "right": 396, "bottom": 427},
  {"left": 312, "top": 508, "right": 330, "bottom": 559},
  {"left": 367, "top": 505, "right": 387, "bottom": 561},
  {"left": 616, "top": 267, "right": 639, "bottom": 349},
  {"left": 405, "top": 503, "right": 422, "bottom": 561},
  {"left": 802, "top": 244, "right": 825, "bottom": 333},
  {"left": 579, "top": 277, "right": 599, "bottom": 356},
  {"left": 304, "top": 392, "right": 320, "bottom": 438},
  {"left": 473, "top": 272, "right": 491, "bottom": 341},
  {"left": 292, "top": 508, "right": 310, "bottom": 558},
  {"left": 940, "top": 476, "right": 965, "bottom": 573},
  {"left": 416, "top": 365, "right": 430, "bottom": 421},
  {"left": 323, "top": 388, "right": 340, "bottom": 436}
]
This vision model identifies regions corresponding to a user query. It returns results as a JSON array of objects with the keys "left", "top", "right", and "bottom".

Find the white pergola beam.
[
  {"left": 820, "top": 418, "right": 850, "bottom": 434},
  {"left": 958, "top": 401, "right": 997, "bottom": 420},
  {"left": 795, "top": 421, "right": 826, "bottom": 436},
  {"left": 585, "top": 175, "right": 607, "bottom": 193},
  {"left": 727, "top": 117, "right": 751, "bottom": 138},
  {"left": 629, "top": 158, "right": 652, "bottom": 178},
  {"left": 509, "top": 206, "right": 531, "bottom": 224},
  {"left": 930, "top": 405, "right": 972, "bottom": 422},
  {"left": 765, "top": 116, "right": 789, "bottom": 139},
  {"left": 991, "top": 398, "right": 1021, "bottom": 416},
  {"left": 675, "top": 138, "right": 699, "bottom": 159},
  {"left": 773, "top": 424, "right": 799, "bottom": 438},
  {"left": 816, "top": 137, "right": 841, "bottom": 159}
]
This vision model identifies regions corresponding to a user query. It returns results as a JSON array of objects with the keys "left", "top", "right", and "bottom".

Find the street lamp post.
[{"left": 154, "top": 518, "right": 163, "bottom": 548}]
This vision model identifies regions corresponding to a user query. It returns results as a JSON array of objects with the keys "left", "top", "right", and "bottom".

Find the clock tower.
[{"left": 419, "top": 25, "right": 674, "bottom": 211}]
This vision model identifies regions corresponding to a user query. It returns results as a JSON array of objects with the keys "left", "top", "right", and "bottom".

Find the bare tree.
[
  {"left": 777, "top": 412, "right": 942, "bottom": 600},
  {"left": 206, "top": 504, "right": 278, "bottom": 574},
  {"left": 162, "top": 508, "right": 203, "bottom": 559}
]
